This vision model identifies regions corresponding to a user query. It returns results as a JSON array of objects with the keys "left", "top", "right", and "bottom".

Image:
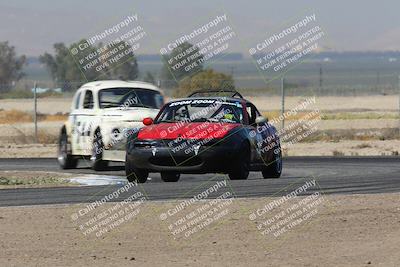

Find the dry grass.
[
  {"left": 0, "top": 110, "right": 67, "bottom": 124},
  {"left": 0, "top": 109, "right": 398, "bottom": 146},
  {"left": 321, "top": 112, "right": 399, "bottom": 120},
  {"left": 263, "top": 111, "right": 312, "bottom": 121},
  {"left": 0, "top": 176, "right": 67, "bottom": 186},
  {"left": 0, "top": 110, "right": 33, "bottom": 124},
  {"left": 352, "top": 143, "right": 373, "bottom": 149},
  {"left": 332, "top": 150, "right": 345, "bottom": 156},
  {"left": 3, "top": 129, "right": 59, "bottom": 144},
  {"left": 37, "top": 130, "right": 59, "bottom": 144},
  {"left": 263, "top": 111, "right": 399, "bottom": 121},
  {"left": 44, "top": 114, "right": 68, "bottom": 122},
  {"left": 0, "top": 171, "right": 75, "bottom": 188},
  {"left": 1, "top": 109, "right": 397, "bottom": 125},
  {"left": 301, "top": 128, "right": 400, "bottom": 142}
]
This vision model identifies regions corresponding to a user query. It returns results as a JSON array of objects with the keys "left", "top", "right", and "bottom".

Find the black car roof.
[
  {"left": 168, "top": 96, "right": 249, "bottom": 104},
  {"left": 188, "top": 90, "right": 244, "bottom": 98}
]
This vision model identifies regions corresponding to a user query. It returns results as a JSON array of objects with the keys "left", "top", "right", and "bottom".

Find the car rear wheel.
[
  {"left": 228, "top": 142, "right": 250, "bottom": 180},
  {"left": 161, "top": 172, "right": 180, "bottom": 182},
  {"left": 91, "top": 130, "right": 108, "bottom": 171},
  {"left": 57, "top": 130, "right": 78, "bottom": 169},
  {"left": 125, "top": 155, "right": 148, "bottom": 183},
  {"left": 262, "top": 148, "right": 282, "bottom": 179}
]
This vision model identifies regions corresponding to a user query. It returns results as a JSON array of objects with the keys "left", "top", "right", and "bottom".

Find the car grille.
[
  {"left": 134, "top": 141, "right": 158, "bottom": 148},
  {"left": 134, "top": 140, "right": 169, "bottom": 148},
  {"left": 149, "top": 156, "right": 202, "bottom": 167}
]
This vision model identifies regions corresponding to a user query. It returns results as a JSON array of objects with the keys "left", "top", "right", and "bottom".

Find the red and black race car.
[{"left": 125, "top": 90, "right": 282, "bottom": 183}]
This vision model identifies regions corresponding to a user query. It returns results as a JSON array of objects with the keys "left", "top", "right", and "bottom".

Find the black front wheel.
[
  {"left": 228, "top": 142, "right": 250, "bottom": 180},
  {"left": 125, "top": 155, "right": 148, "bottom": 183},
  {"left": 262, "top": 148, "right": 282, "bottom": 179},
  {"left": 57, "top": 130, "right": 78, "bottom": 169},
  {"left": 161, "top": 172, "right": 180, "bottom": 182},
  {"left": 90, "top": 130, "right": 108, "bottom": 171}
]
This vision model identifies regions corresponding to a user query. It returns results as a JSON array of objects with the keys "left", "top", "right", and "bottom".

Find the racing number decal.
[
  {"left": 75, "top": 120, "right": 92, "bottom": 137},
  {"left": 71, "top": 114, "right": 93, "bottom": 152}
]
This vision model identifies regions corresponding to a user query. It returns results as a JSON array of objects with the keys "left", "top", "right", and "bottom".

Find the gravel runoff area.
[{"left": 0, "top": 193, "right": 399, "bottom": 266}]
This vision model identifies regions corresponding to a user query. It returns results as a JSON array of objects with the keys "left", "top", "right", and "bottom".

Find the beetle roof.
[{"left": 79, "top": 80, "right": 161, "bottom": 92}]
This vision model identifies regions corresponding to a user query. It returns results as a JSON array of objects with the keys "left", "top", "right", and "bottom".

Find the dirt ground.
[
  {"left": 285, "top": 140, "right": 400, "bottom": 156},
  {"left": 0, "top": 193, "right": 399, "bottom": 266},
  {"left": 249, "top": 94, "right": 400, "bottom": 112},
  {"left": 0, "top": 144, "right": 57, "bottom": 158},
  {"left": 0, "top": 98, "right": 72, "bottom": 115}
]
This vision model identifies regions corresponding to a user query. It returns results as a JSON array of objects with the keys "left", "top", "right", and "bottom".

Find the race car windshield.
[
  {"left": 99, "top": 88, "right": 164, "bottom": 109},
  {"left": 155, "top": 99, "right": 244, "bottom": 124}
]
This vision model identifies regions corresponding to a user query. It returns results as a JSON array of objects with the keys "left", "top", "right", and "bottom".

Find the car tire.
[
  {"left": 161, "top": 172, "right": 180, "bottom": 182},
  {"left": 228, "top": 142, "right": 250, "bottom": 180},
  {"left": 57, "top": 130, "right": 78, "bottom": 169},
  {"left": 90, "top": 130, "right": 108, "bottom": 171},
  {"left": 262, "top": 148, "right": 282, "bottom": 179},
  {"left": 125, "top": 155, "right": 148, "bottom": 183}
]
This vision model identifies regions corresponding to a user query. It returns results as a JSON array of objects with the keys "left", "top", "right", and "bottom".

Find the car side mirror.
[
  {"left": 255, "top": 116, "right": 267, "bottom": 124},
  {"left": 143, "top": 117, "right": 153, "bottom": 126}
]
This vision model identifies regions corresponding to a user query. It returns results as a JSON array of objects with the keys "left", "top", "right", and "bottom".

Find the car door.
[
  {"left": 79, "top": 89, "right": 97, "bottom": 154},
  {"left": 244, "top": 102, "right": 262, "bottom": 162},
  {"left": 246, "top": 102, "right": 275, "bottom": 163},
  {"left": 69, "top": 89, "right": 96, "bottom": 154},
  {"left": 250, "top": 102, "right": 277, "bottom": 163},
  {"left": 69, "top": 90, "right": 84, "bottom": 154}
]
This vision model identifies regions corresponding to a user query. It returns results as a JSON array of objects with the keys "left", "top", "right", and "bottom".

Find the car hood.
[
  {"left": 101, "top": 107, "right": 159, "bottom": 121},
  {"left": 138, "top": 122, "right": 240, "bottom": 140}
]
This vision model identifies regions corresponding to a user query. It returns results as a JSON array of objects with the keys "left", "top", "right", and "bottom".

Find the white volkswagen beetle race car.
[{"left": 57, "top": 80, "right": 164, "bottom": 170}]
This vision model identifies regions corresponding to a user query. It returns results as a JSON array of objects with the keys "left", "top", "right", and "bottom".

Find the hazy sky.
[{"left": 1, "top": 0, "right": 399, "bottom": 56}]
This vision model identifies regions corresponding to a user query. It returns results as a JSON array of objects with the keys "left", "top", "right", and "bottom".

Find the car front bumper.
[{"left": 126, "top": 140, "right": 240, "bottom": 173}]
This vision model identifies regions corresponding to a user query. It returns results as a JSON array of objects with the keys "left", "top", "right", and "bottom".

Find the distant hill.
[{"left": 21, "top": 51, "right": 400, "bottom": 93}]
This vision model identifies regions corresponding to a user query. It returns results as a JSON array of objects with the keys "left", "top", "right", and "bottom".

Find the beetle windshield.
[{"left": 99, "top": 88, "right": 164, "bottom": 109}]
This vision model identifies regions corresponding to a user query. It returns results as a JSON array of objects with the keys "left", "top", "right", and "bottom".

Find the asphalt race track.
[{"left": 0, "top": 157, "right": 399, "bottom": 207}]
